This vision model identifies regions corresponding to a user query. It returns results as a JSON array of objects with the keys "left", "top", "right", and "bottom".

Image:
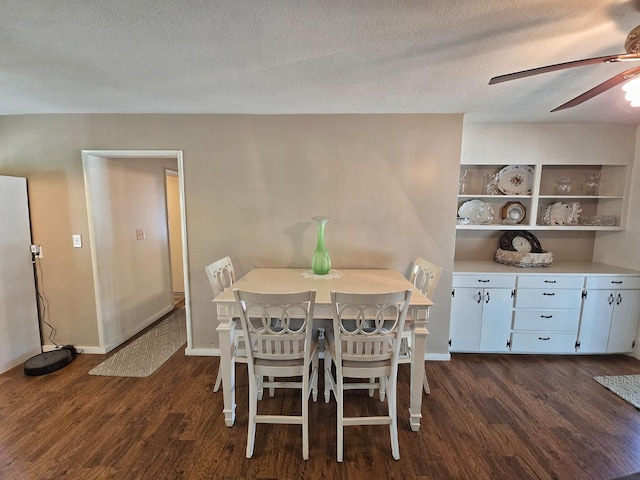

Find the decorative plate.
[
  {"left": 496, "top": 165, "right": 534, "bottom": 195},
  {"left": 502, "top": 201, "right": 526, "bottom": 223},
  {"left": 544, "top": 201, "right": 582, "bottom": 226},
  {"left": 458, "top": 200, "right": 494, "bottom": 224}
]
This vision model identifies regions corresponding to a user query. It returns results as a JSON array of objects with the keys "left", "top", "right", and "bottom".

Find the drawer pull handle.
[
  {"left": 542, "top": 293, "right": 555, "bottom": 296},
  {"left": 544, "top": 280, "right": 557, "bottom": 284},
  {"left": 478, "top": 279, "right": 490, "bottom": 283},
  {"left": 540, "top": 315, "right": 553, "bottom": 319},
  {"left": 538, "top": 337, "right": 551, "bottom": 341},
  {"left": 611, "top": 281, "right": 623, "bottom": 285}
]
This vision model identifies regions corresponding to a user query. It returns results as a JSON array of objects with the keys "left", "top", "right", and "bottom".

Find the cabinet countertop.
[{"left": 454, "top": 261, "right": 640, "bottom": 276}]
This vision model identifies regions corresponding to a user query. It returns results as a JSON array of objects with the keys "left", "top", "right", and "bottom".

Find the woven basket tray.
[{"left": 494, "top": 248, "right": 553, "bottom": 268}]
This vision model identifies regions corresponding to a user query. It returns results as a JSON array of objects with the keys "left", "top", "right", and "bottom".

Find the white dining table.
[{"left": 213, "top": 268, "right": 433, "bottom": 432}]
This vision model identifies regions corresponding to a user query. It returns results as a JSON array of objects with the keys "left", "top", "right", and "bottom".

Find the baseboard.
[
  {"left": 42, "top": 344, "right": 107, "bottom": 354},
  {"left": 41, "top": 304, "right": 175, "bottom": 355},
  {"left": 185, "top": 347, "right": 220, "bottom": 357},
  {"left": 426, "top": 352, "right": 451, "bottom": 361}
]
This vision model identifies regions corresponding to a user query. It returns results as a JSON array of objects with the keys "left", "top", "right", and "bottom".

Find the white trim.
[
  {"left": 426, "top": 352, "right": 451, "bottom": 361},
  {"left": 186, "top": 347, "right": 220, "bottom": 357},
  {"left": 42, "top": 345, "right": 107, "bottom": 354}
]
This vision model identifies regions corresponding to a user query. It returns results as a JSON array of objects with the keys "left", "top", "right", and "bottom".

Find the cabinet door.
[
  {"left": 479, "top": 288, "right": 514, "bottom": 352},
  {"left": 450, "top": 287, "right": 483, "bottom": 351},
  {"left": 607, "top": 290, "right": 640, "bottom": 353},
  {"left": 578, "top": 290, "right": 614, "bottom": 353}
]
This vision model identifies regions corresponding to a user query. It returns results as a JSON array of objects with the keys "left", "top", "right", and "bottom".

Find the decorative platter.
[
  {"left": 458, "top": 199, "right": 494, "bottom": 224},
  {"left": 496, "top": 165, "right": 534, "bottom": 195}
]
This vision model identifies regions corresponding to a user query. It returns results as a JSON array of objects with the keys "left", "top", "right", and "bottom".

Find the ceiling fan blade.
[
  {"left": 489, "top": 53, "right": 640, "bottom": 85},
  {"left": 551, "top": 65, "right": 640, "bottom": 111}
]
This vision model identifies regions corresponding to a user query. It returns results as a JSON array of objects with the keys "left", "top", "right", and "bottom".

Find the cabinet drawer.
[
  {"left": 514, "top": 289, "right": 582, "bottom": 309},
  {"left": 513, "top": 310, "right": 579, "bottom": 332},
  {"left": 453, "top": 274, "right": 516, "bottom": 289},
  {"left": 510, "top": 333, "right": 577, "bottom": 353},
  {"left": 517, "top": 275, "right": 584, "bottom": 289},
  {"left": 584, "top": 276, "right": 640, "bottom": 290}
]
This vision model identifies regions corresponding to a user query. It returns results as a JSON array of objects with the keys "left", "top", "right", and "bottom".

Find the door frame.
[{"left": 81, "top": 150, "right": 191, "bottom": 351}]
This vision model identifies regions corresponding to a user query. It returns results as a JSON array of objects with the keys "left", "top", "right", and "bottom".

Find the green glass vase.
[{"left": 311, "top": 216, "right": 331, "bottom": 275}]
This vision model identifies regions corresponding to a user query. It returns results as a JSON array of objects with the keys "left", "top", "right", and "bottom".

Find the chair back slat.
[
  {"left": 205, "top": 256, "right": 236, "bottom": 298},
  {"left": 234, "top": 289, "right": 316, "bottom": 363},
  {"left": 331, "top": 290, "right": 412, "bottom": 365},
  {"left": 409, "top": 257, "right": 443, "bottom": 299}
]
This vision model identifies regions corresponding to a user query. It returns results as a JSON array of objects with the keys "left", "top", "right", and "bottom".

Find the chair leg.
[
  {"left": 379, "top": 376, "right": 387, "bottom": 402},
  {"left": 368, "top": 377, "right": 377, "bottom": 397},
  {"left": 337, "top": 385, "right": 344, "bottom": 462},
  {"left": 268, "top": 376, "right": 275, "bottom": 397},
  {"left": 324, "top": 355, "right": 333, "bottom": 403},
  {"left": 312, "top": 353, "right": 319, "bottom": 403},
  {"left": 423, "top": 368, "right": 431, "bottom": 395},
  {"left": 302, "top": 372, "right": 310, "bottom": 460},
  {"left": 257, "top": 375, "right": 264, "bottom": 401},
  {"left": 388, "top": 378, "right": 400, "bottom": 461},
  {"left": 213, "top": 364, "right": 223, "bottom": 392},
  {"left": 246, "top": 374, "right": 258, "bottom": 458}
]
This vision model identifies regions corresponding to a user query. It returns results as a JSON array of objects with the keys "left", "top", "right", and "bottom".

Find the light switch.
[
  {"left": 136, "top": 228, "right": 145, "bottom": 241},
  {"left": 72, "top": 235, "right": 82, "bottom": 248}
]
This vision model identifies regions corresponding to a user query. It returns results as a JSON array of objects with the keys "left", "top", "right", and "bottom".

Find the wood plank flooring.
[{"left": 1, "top": 348, "right": 640, "bottom": 479}]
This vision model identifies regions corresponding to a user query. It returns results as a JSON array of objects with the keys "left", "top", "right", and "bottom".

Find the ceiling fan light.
[{"left": 622, "top": 78, "right": 640, "bottom": 106}]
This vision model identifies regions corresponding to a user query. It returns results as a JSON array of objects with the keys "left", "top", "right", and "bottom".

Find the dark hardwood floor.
[{"left": 2, "top": 348, "right": 640, "bottom": 479}]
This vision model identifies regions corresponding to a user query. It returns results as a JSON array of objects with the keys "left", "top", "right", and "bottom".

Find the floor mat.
[
  {"left": 89, "top": 308, "right": 187, "bottom": 378},
  {"left": 594, "top": 374, "right": 640, "bottom": 409}
]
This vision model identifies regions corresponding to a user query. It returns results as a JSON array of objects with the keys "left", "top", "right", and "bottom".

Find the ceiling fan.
[{"left": 489, "top": 25, "right": 640, "bottom": 111}]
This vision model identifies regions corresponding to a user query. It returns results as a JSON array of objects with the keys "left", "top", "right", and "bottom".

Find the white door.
[
  {"left": 0, "top": 176, "right": 41, "bottom": 373},
  {"left": 607, "top": 289, "right": 640, "bottom": 353},
  {"left": 479, "top": 288, "right": 514, "bottom": 352},
  {"left": 578, "top": 289, "right": 614, "bottom": 353},
  {"left": 449, "top": 287, "right": 483, "bottom": 351}
]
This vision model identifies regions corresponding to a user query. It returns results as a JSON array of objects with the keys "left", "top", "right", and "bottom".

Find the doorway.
[{"left": 81, "top": 150, "right": 191, "bottom": 353}]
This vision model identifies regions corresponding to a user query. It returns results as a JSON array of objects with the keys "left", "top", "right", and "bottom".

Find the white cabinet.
[
  {"left": 578, "top": 276, "right": 640, "bottom": 353},
  {"left": 451, "top": 262, "right": 640, "bottom": 356},
  {"left": 457, "top": 163, "right": 629, "bottom": 231},
  {"left": 450, "top": 274, "right": 515, "bottom": 352},
  {"left": 510, "top": 275, "right": 583, "bottom": 354}
]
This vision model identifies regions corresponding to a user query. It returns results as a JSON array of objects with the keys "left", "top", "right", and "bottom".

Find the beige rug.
[
  {"left": 89, "top": 308, "right": 187, "bottom": 377},
  {"left": 594, "top": 374, "right": 640, "bottom": 409}
]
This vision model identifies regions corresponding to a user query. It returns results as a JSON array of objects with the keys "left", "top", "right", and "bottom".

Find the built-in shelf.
[{"left": 457, "top": 163, "right": 629, "bottom": 231}]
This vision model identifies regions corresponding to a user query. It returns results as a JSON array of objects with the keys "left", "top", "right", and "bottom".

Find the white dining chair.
[
  {"left": 205, "top": 256, "right": 244, "bottom": 392},
  {"left": 398, "top": 257, "right": 443, "bottom": 395},
  {"left": 234, "top": 288, "right": 319, "bottom": 460},
  {"left": 324, "top": 289, "right": 412, "bottom": 462}
]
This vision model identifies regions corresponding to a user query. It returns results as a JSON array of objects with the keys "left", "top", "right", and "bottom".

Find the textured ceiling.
[{"left": 4, "top": 0, "right": 640, "bottom": 124}]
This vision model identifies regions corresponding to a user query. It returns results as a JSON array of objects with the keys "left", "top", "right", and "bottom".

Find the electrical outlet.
[
  {"left": 30, "top": 244, "right": 43, "bottom": 258},
  {"left": 136, "top": 228, "right": 145, "bottom": 241}
]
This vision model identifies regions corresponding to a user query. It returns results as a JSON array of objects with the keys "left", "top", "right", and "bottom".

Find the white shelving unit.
[{"left": 457, "top": 163, "right": 629, "bottom": 231}]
